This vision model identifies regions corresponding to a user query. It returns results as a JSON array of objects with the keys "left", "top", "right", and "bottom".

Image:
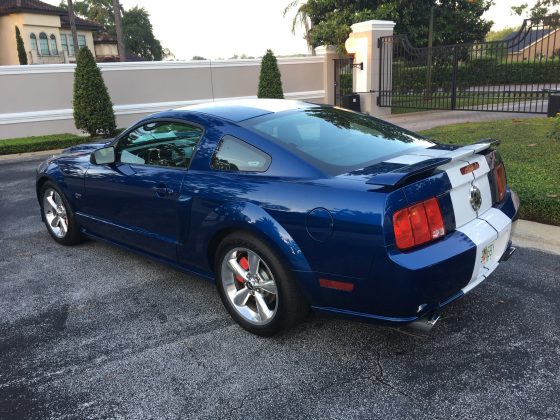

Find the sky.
[{"left": 43, "top": 0, "right": 558, "bottom": 60}]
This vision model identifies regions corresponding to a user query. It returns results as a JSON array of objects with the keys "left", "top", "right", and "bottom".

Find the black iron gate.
[
  {"left": 379, "top": 15, "right": 560, "bottom": 113},
  {"left": 334, "top": 57, "right": 354, "bottom": 106}
]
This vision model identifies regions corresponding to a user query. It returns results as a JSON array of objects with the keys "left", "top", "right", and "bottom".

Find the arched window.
[
  {"left": 39, "top": 32, "right": 49, "bottom": 55},
  {"left": 49, "top": 34, "right": 58, "bottom": 55},
  {"left": 30, "top": 33, "right": 38, "bottom": 52}
]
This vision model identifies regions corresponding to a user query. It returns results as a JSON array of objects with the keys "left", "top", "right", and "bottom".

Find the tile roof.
[
  {"left": 60, "top": 14, "right": 102, "bottom": 30},
  {"left": 503, "top": 28, "right": 553, "bottom": 53},
  {"left": 0, "top": 0, "right": 65, "bottom": 15},
  {"left": 0, "top": 0, "right": 102, "bottom": 30}
]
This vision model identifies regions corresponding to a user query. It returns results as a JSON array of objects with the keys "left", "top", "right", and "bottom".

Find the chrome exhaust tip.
[
  {"left": 409, "top": 312, "right": 440, "bottom": 333},
  {"left": 500, "top": 243, "right": 516, "bottom": 262}
]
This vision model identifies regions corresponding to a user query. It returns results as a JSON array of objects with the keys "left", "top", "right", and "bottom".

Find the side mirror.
[{"left": 91, "top": 146, "right": 115, "bottom": 165}]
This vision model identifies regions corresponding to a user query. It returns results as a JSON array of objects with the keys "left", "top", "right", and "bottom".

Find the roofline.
[
  {"left": 0, "top": 8, "right": 63, "bottom": 17},
  {"left": 506, "top": 28, "right": 558, "bottom": 54}
]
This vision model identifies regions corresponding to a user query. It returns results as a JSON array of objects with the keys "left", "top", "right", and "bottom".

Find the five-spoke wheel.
[
  {"left": 42, "top": 188, "right": 69, "bottom": 238},
  {"left": 40, "top": 181, "right": 83, "bottom": 245},
  {"left": 216, "top": 232, "right": 309, "bottom": 336},
  {"left": 221, "top": 247, "right": 278, "bottom": 325}
]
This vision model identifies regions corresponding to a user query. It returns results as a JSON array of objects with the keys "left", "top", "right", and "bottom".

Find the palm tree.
[
  {"left": 283, "top": 0, "right": 315, "bottom": 55},
  {"left": 66, "top": 0, "right": 79, "bottom": 56},
  {"left": 112, "top": 0, "right": 126, "bottom": 61}
]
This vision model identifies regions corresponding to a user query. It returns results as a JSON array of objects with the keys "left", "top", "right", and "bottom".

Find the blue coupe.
[{"left": 36, "top": 99, "right": 519, "bottom": 335}]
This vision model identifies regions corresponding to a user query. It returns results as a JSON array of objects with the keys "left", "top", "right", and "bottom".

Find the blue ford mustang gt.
[{"left": 36, "top": 99, "right": 519, "bottom": 336}]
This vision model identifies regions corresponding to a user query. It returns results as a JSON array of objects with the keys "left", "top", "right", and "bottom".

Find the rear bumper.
[{"left": 311, "top": 189, "right": 520, "bottom": 325}]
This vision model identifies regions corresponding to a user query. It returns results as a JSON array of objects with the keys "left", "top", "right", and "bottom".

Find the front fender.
[{"left": 196, "top": 201, "right": 313, "bottom": 273}]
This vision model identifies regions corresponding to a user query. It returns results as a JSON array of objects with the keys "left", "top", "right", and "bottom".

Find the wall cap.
[
  {"left": 0, "top": 56, "right": 324, "bottom": 75},
  {"left": 351, "top": 20, "right": 396, "bottom": 33},
  {"left": 315, "top": 45, "right": 338, "bottom": 55}
]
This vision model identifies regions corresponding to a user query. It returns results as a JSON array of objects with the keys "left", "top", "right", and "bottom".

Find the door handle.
[{"left": 153, "top": 183, "right": 174, "bottom": 197}]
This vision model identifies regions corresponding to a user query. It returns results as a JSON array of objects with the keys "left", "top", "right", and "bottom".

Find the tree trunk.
[
  {"left": 112, "top": 0, "right": 126, "bottom": 62},
  {"left": 66, "top": 0, "right": 79, "bottom": 59}
]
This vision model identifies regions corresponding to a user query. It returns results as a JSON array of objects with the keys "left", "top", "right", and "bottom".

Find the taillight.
[
  {"left": 494, "top": 163, "right": 506, "bottom": 202},
  {"left": 393, "top": 197, "right": 445, "bottom": 250}
]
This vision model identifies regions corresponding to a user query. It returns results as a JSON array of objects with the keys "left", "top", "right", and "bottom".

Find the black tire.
[
  {"left": 215, "top": 231, "right": 309, "bottom": 336},
  {"left": 40, "top": 181, "right": 84, "bottom": 246}
]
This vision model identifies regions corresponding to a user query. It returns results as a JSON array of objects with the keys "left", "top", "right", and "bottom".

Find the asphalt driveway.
[{"left": 1, "top": 156, "right": 559, "bottom": 419}]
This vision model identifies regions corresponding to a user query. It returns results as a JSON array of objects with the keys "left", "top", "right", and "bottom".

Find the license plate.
[{"left": 481, "top": 243, "right": 495, "bottom": 265}]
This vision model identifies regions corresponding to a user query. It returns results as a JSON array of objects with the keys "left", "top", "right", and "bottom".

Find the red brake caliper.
[{"left": 236, "top": 256, "right": 249, "bottom": 283}]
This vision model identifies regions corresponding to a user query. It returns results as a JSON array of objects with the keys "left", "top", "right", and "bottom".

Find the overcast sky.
[{"left": 43, "top": 0, "right": 558, "bottom": 60}]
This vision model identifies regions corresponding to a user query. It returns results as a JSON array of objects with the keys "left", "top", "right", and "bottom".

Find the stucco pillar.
[
  {"left": 345, "top": 20, "right": 395, "bottom": 116},
  {"left": 316, "top": 45, "right": 338, "bottom": 105}
]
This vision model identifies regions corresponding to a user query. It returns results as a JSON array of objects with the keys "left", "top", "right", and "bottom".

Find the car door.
[{"left": 79, "top": 120, "right": 204, "bottom": 260}]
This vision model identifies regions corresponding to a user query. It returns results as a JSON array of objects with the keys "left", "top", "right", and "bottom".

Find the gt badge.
[{"left": 469, "top": 185, "right": 482, "bottom": 212}]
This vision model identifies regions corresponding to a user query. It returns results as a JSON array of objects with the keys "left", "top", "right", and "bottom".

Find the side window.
[
  {"left": 211, "top": 135, "right": 271, "bottom": 172},
  {"left": 117, "top": 121, "right": 203, "bottom": 168}
]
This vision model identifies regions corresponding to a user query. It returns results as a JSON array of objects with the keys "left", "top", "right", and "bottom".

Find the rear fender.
[{"left": 195, "top": 201, "right": 313, "bottom": 273}]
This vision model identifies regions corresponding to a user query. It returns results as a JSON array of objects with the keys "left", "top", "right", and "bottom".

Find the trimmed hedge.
[
  {"left": 0, "top": 134, "right": 85, "bottom": 155},
  {"left": 393, "top": 59, "right": 560, "bottom": 91},
  {"left": 0, "top": 129, "right": 124, "bottom": 155}
]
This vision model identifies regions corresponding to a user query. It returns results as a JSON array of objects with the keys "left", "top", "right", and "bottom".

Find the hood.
[{"left": 62, "top": 141, "right": 112, "bottom": 155}]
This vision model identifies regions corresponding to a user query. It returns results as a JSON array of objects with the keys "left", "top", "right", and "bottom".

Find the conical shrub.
[
  {"left": 15, "top": 26, "right": 27, "bottom": 65},
  {"left": 73, "top": 47, "right": 116, "bottom": 137},
  {"left": 258, "top": 49, "right": 284, "bottom": 99}
]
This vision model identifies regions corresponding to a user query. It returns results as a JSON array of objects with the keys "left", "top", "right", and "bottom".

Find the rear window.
[
  {"left": 241, "top": 107, "right": 433, "bottom": 175},
  {"left": 211, "top": 135, "right": 271, "bottom": 172}
]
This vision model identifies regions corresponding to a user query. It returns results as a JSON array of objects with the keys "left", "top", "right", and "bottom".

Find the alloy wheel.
[
  {"left": 42, "top": 188, "right": 69, "bottom": 238},
  {"left": 220, "top": 247, "right": 278, "bottom": 325}
]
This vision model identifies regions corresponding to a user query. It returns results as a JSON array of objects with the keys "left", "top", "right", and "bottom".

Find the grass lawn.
[
  {"left": 420, "top": 117, "right": 560, "bottom": 226},
  {"left": 391, "top": 91, "right": 547, "bottom": 114}
]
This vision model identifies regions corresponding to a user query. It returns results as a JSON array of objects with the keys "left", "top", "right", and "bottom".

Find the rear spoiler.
[{"left": 366, "top": 139, "right": 499, "bottom": 188}]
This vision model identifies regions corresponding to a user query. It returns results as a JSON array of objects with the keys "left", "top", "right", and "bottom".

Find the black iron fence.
[
  {"left": 379, "top": 15, "right": 560, "bottom": 113},
  {"left": 334, "top": 57, "right": 354, "bottom": 107}
]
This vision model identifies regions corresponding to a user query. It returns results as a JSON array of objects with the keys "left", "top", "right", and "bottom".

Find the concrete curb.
[
  {"left": 512, "top": 220, "right": 560, "bottom": 256},
  {"left": 1, "top": 149, "right": 558, "bottom": 256}
]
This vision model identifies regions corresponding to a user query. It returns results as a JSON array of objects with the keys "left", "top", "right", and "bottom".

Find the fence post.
[
  {"left": 345, "top": 20, "right": 395, "bottom": 116},
  {"left": 316, "top": 45, "right": 338, "bottom": 105},
  {"left": 451, "top": 47, "right": 458, "bottom": 110}
]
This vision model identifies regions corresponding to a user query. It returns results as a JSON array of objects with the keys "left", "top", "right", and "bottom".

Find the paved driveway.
[{"left": 1, "top": 156, "right": 559, "bottom": 419}]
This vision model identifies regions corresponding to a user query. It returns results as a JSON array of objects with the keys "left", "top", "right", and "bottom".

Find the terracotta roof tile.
[
  {"left": 60, "top": 14, "right": 102, "bottom": 30},
  {"left": 0, "top": 0, "right": 65, "bottom": 15}
]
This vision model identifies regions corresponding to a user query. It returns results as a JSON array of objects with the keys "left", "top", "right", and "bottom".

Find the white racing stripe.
[
  {"left": 384, "top": 154, "right": 432, "bottom": 165},
  {"left": 458, "top": 207, "right": 513, "bottom": 294},
  {"left": 380, "top": 143, "right": 511, "bottom": 296}
]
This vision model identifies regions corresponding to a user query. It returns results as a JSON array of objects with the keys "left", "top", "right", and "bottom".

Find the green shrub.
[
  {"left": 15, "top": 26, "right": 27, "bottom": 65},
  {"left": 0, "top": 134, "right": 84, "bottom": 155},
  {"left": 393, "top": 60, "right": 560, "bottom": 92},
  {"left": 258, "top": 49, "right": 284, "bottom": 99},
  {"left": 73, "top": 47, "right": 116, "bottom": 137}
]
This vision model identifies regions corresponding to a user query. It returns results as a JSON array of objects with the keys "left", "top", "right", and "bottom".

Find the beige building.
[{"left": 0, "top": 0, "right": 112, "bottom": 65}]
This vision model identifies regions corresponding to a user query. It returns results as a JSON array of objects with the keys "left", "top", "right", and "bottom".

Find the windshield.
[{"left": 241, "top": 107, "right": 434, "bottom": 175}]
